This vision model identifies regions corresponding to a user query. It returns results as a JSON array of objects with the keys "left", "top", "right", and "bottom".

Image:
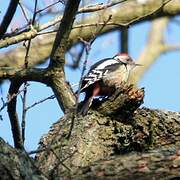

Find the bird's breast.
[{"left": 103, "top": 66, "right": 130, "bottom": 87}]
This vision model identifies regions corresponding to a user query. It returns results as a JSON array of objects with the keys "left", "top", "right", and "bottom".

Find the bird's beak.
[{"left": 134, "top": 63, "right": 142, "bottom": 66}]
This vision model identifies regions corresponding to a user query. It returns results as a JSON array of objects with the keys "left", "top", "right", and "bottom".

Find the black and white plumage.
[{"left": 80, "top": 53, "right": 140, "bottom": 115}]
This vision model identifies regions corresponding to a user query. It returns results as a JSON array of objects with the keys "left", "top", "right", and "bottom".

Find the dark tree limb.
[
  {"left": 5, "top": 68, "right": 48, "bottom": 150},
  {"left": 7, "top": 80, "right": 24, "bottom": 149},
  {"left": 49, "top": 0, "right": 81, "bottom": 67},
  {"left": 71, "top": 148, "right": 180, "bottom": 180},
  {"left": 0, "top": 0, "right": 19, "bottom": 39}
]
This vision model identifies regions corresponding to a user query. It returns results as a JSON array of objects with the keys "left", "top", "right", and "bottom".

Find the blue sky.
[{"left": 0, "top": 1, "right": 180, "bottom": 151}]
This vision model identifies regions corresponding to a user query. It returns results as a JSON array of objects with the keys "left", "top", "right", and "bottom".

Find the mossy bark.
[{"left": 35, "top": 87, "right": 180, "bottom": 178}]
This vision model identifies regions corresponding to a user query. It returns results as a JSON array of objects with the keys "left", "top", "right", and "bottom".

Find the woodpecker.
[{"left": 80, "top": 53, "right": 140, "bottom": 115}]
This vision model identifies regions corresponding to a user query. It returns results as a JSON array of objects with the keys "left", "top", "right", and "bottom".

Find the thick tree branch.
[
  {"left": 49, "top": 0, "right": 80, "bottom": 67},
  {"left": 48, "top": 0, "right": 80, "bottom": 112},
  {"left": 0, "top": 136, "right": 179, "bottom": 179},
  {"left": 0, "top": 0, "right": 19, "bottom": 39},
  {"left": 0, "top": 67, "right": 48, "bottom": 83},
  {"left": 1, "top": 86, "right": 179, "bottom": 178}
]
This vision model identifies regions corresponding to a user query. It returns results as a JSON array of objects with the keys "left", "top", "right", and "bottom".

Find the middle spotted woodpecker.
[{"left": 80, "top": 53, "right": 141, "bottom": 115}]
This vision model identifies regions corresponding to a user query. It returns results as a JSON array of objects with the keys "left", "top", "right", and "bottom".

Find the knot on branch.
[{"left": 91, "top": 84, "right": 145, "bottom": 116}]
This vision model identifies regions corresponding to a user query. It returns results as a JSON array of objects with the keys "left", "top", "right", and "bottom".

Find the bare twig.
[
  {"left": 18, "top": 1, "right": 29, "bottom": 23},
  {"left": 21, "top": 83, "right": 27, "bottom": 144},
  {"left": 21, "top": 0, "right": 38, "bottom": 144},
  {"left": 36, "top": 21, "right": 126, "bottom": 36},
  {"left": 51, "top": 149, "right": 72, "bottom": 172},
  {"left": 0, "top": 84, "right": 30, "bottom": 113},
  {"left": 67, "top": 42, "right": 85, "bottom": 69},
  {"left": 36, "top": 0, "right": 64, "bottom": 14},
  {"left": 26, "top": 95, "right": 55, "bottom": 111}
]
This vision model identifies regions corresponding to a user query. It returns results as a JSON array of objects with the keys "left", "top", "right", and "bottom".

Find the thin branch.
[
  {"left": 0, "top": 84, "right": 30, "bottom": 113},
  {"left": 0, "top": 67, "right": 47, "bottom": 149},
  {"left": 72, "top": 22, "right": 127, "bottom": 29},
  {"left": 26, "top": 95, "right": 55, "bottom": 111},
  {"left": 0, "top": 0, "right": 19, "bottom": 39},
  {"left": 51, "top": 149, "right": 72, "bottom": 172},
  {"left": 21, "top": 83, "right": 27, "bottom": 144},
  {"left": 0, "top": 0, "right": 124, "bottom": 46},
  {"left": 21, "top": 0, "right": 38, "bottom": 144},
  {"left": 37, "top": 21, "right": 126, "bottom": 36},
  {"left": 32, "top": 0, "right": 38, "bottom": 25},
  {"left": 18, "top": 1, "right": 30, "bottom": 23},
  {"left": 36, "top": 0, "right": 64, "bottom": 14},
  {"left": 67, "top": 43, "right": 85, "bottom": 69}
]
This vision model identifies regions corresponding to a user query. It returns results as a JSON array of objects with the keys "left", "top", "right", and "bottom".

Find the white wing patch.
[{"left": 95, "top": 60, "right": 118, "bottom": 69}]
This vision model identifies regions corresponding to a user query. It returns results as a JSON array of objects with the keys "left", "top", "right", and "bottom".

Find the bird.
[{"left": 79, "top": 53, "right": 141, "bottom": 115}]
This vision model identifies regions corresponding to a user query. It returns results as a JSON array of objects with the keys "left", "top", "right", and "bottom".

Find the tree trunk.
[{"left": 35, "top": 87, "right": 180, "bottom": 178}]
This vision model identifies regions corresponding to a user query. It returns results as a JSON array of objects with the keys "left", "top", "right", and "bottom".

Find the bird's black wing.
[{"left": 80, "top": 58, "right": 122, "bottom": 91}]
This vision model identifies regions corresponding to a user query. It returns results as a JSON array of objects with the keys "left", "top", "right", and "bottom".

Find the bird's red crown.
[{"left": 115, "top": 53, "right": 128, "bottom": 57}]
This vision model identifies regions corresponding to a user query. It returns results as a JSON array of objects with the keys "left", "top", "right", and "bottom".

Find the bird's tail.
[{"left": 80, "top": 96, "right": 93, "bottom": 116}]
